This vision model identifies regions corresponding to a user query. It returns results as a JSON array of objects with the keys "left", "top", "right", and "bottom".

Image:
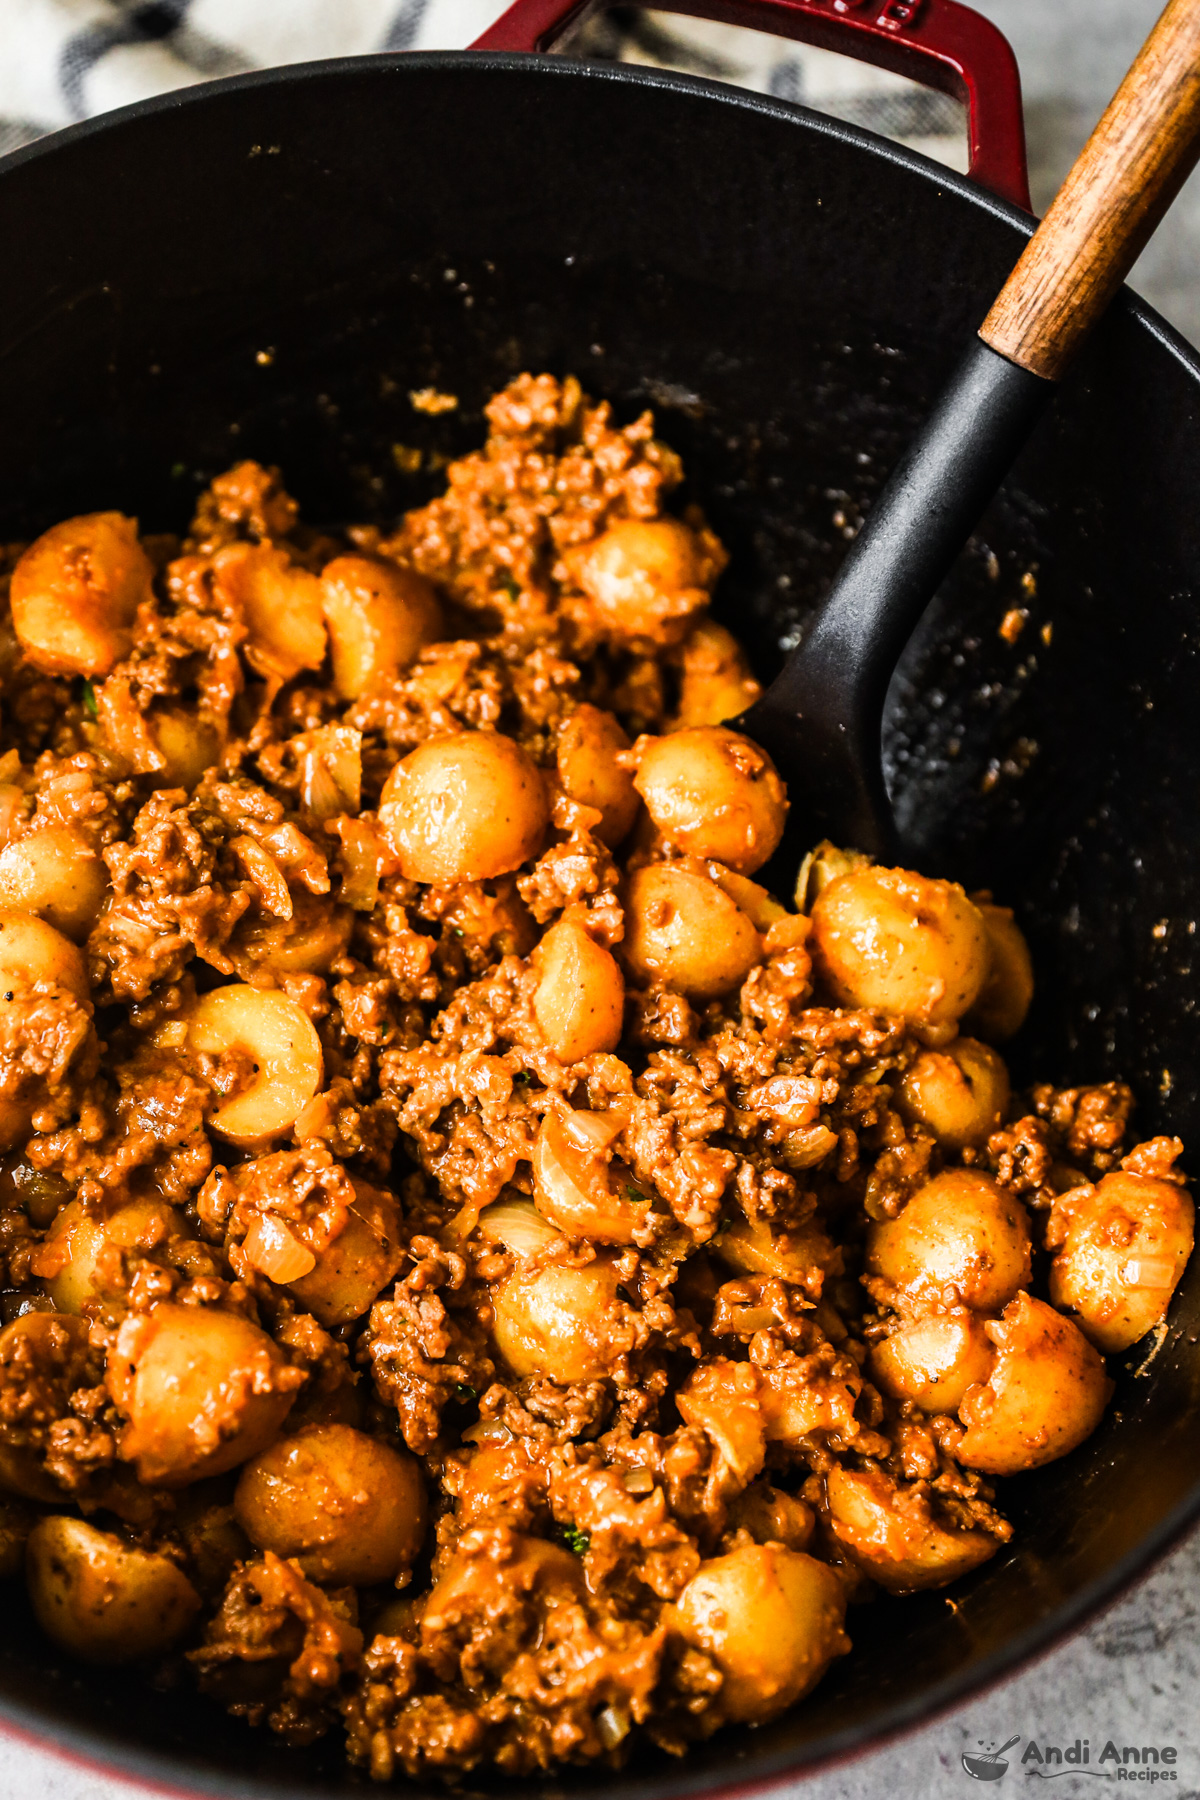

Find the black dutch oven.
[{"left": 1, "top": 1, "right": 1199, "bottom": 1793}]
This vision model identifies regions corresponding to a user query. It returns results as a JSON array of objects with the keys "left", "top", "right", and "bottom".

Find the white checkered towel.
[{"left": 0, "top": 0, "right": 967, "bottom": 169}]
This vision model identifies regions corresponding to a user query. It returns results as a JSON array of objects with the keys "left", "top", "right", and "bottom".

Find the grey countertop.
[{"left": 1, "top": 2, "right": 1197, "bottom": 1795}]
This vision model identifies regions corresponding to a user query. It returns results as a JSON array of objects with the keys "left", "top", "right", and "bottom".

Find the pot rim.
[{"left": 1, "top": 46, "right": 1198, "bottom": 1800}]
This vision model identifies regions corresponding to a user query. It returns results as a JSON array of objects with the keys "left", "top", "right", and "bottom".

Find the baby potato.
[
  {"left": 621, "top": 863, "right": 762, "bottom": 999},
  {"left": 0, "top": 828, "right": 108, "bottom": 942},
  {"left": 26, "top": 1516, "right": 200, "bottom": 1663},
  {"left": 1048, "top": 1171, "right": 1194, "bottom": 1352},
  {"left": 671, "top": 617, "right": 760, "bottom": 729},
  {"left": 956, "top": 1292, "right": 1113, "bottom": 1475},
  {"left": 728, "top": 1482, "right": 815, "bottom": 1553},
  {"left": 149, "top": 706, "right": 224, "bottom": 791},
  {"left": 0, "top": 907, "right": 92, "bottom": 1148},
  {"left": 285, "top": 1181, "right": 405, "bottom": 1328},
  {"left": 10, "top": 511, "right": 152, "bottom": 677},
  {"left": 866, "top": 1169, "right": 1032, "bottom": 1314},
  {"left": 555, "top": 705, "right": 640, "bottom": 846},
  {"left": 0, "top": 905, "right": 90, "bottom": 1004},
  {"left": 672, "top": 1544, "right": 849, "bottom": 1724},
  {"left": 810, "top": 865, "right": 989, "bottom": 1029},
  {"left": 532, "top": 919, "right": 625, "bottom": 1062},
  {"left": 491, "top": 1256, "right": 631, "bottom": 1384},
  {"left": 422, "top": 1532, "right": 585, "bottom": 1672},
  {"left": 532, "top": 1106, "right": 649, "bottom": 1244},
  {"left": 896, "top": 1037, "right": 1011, "bottom": 1151},
  {"left": 215, "top": 541, "right": 326, "bottom": 681},
  {"left": 38, "top": 1194, "right": 189, "bottom": 1317},
  {"left": 965, "top": 901, "right": 1034, "bottom": 1041},
  {"left": 107, "top": 1302, "right": 298, "bottom": 1487},
  {"left": 234, "top": 1423, "right": 426, "bottom": 1586},
  {"left": 566, "top": 516, "right": 713, "bottom": 642},
  {"left": 379, "top": 731, "right": 549, "bottom": 886},
  {"left": 869, "top": 1310, "right": 995, "bottom": 1414},
  {"left": 825, "top": 1466, "right": 999, "bottom": 1593},
  {"left": 633, "top": 727, "right": 787, "bottom": 875},
  {"left": 232, "top": 891, "right": 355, "bottom": 979},
  {"left": 186, "top": 985, "right": 323, "bottom": 1145},
  {"left": 321, "top": 553, "right": 443, "bottom": 699}
]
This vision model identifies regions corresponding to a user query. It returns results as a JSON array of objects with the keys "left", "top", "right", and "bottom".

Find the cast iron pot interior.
[{"left": 2, "top": 52, "right": 1199, "bottom": 1800}]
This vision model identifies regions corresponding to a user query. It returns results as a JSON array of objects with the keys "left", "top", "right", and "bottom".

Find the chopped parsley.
[
  {"left": 624, "top": 1186, "right": 644, "bottom": 1204},
  {"left": 454, "top": 1382, "right": 477, "bottom": 1404},
  {"left": 561, "top": 1525, "right": 590, "bottom": 1557},
  {"left": 80, "top": 680, "right": 98, "bottom": 719}
]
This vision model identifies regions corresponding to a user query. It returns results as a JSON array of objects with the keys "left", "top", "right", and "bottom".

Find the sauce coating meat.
[{"left": 0, "top": 374, "right": 1192, "bottom": 1778}]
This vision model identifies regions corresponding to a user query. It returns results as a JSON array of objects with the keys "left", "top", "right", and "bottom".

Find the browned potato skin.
[
  {"left": 10, "top": 512, "right": 152, "bottom": 677},
  {"left": 107, "top": 1303, "right": 299, "bottom": 1488},
  {"left": 811, "top": 866, "right": 989, "bottom": 1030},
  {"left": 1048, "top": 1171, "right": 1194, "bottom": 1352},
  {"left": 26, "top": 1515, "right": 200, "bottom": 1663},
  {"left": 321, "top": 553, "right": 442, "bottom": 699},
  {"left": 565, "top": 517, "right": 715, "bottom": 642},
  {"left": 896, "top": 1037, "right": 1011, "bottom": 1151},
  {"left": 825, "top": 1466, "right": 999, "bottom": 1593},
  {"left": 671, "top": 618, "right": 760, "bottom": 728},
  {"left": 0, "top": 828, "right": 108, "bottom": 942},
  {"left": 491, "top": 1257, "right": 630, "bottom": 1384},
  {"left": 869, "top": 1310, "right": 995, "bottom": 1414},
  {"left": 621, "top": 863, "right": 762, "bottom": 999},
  {"left": 956, "top": 1292, "right": 1113, "bottom": 1475},
  {"left": 633, "top": 727, "right": 787, "bottom": 875},
  {"left": 234, "top": 1424, "right": 426, "bottom": 1586},
  {"left": 379, "top": 730, "right": 549, "bottom": 885},
  {"left": 965, "top": 902, "right": 1035, "bottom": 1041},
  {"left": 532, "top": 918, "right": 625, "bottom": 1062},
  {"left": 286, "top": 1181, "right": 405, "bottom": 1329},
  {"left": 555, "top": 705, "right": 640, "bottom": 847},
  {"left": 866, "top": 1169, "right": 1032, "bottom": 1314},
  {"left": 671, "top": 1544, "right": 849, "bottom": 1724}
]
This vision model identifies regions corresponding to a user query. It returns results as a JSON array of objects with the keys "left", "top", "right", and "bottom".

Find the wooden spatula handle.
[{"left": 981, "top": 0, "right": 1200, "bottom": 380}]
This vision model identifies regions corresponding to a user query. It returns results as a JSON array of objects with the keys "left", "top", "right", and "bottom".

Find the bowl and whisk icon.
[{"left": 962, "top": 1736, "right": 1021, "bottom": 1780}]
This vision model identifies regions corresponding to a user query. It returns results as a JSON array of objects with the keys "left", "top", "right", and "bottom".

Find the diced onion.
[
  {"left": 1121, "top": 1256, "right": 1177, "bottom": 1289},
  {"left": 299, "top": 724, "right": 362, "bottom": 823},
  {"left": 477, "top": 1198, "right": 564, "bottom": 1262},
  {"left": 242, "top": 1212, "right": 317, "bottom": 1284},
  {"left": 596, "top": 1705, "right": 631, "bottom": 1749}
]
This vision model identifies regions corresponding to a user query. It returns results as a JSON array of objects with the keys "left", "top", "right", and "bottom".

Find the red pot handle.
[{"left": 472, "top": 0, "right": 1031, "bottom": 211}]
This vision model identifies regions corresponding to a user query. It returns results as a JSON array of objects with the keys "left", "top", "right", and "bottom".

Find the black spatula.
[{"left": 735, "top": 0, "right": 1200, "bottom": 856}]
